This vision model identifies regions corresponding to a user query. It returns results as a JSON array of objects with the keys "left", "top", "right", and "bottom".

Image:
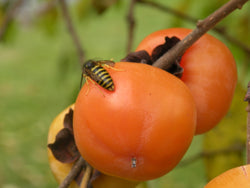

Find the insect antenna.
[{"left": 79, "top": 73, "right": 84, "bottom": 90}]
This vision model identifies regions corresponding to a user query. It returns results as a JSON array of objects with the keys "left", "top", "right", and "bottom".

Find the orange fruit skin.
[
  {"left": 136, "top": 28, "right": 237, "bottom": 134},
  {"left": 73, "top": 62, "right": 197, "bottom": 181},
  {"left": 205, "top": 165, "right": 250, "bottom": 188}
]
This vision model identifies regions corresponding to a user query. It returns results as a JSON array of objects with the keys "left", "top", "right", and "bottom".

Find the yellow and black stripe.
[
  {"left": 83, "top": 60, "right": 115, "bottom": 91},
  {"left": 91, "top": 65, "right": 114, "bottom": 91}
]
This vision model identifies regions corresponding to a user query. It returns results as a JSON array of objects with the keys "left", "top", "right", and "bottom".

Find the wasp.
[{"left": 81, "top": 60, "right": 116, "bottom": 93}]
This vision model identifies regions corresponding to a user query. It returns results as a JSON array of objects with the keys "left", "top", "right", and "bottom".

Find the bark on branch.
[
  {"left": 179, "top": 143, "right": 245, "bottom": 167},
  {"left": 138, "top": 0, "right": 250, "bottom": 55},
  {"left": 244, "top": 82, "right": 250, "bottom": 164},
  {"left": 126, "top": 0, "right": 137, "bottom": 53},
  {"left": 58, "top": 157, "right": 86, "bottom": 188},
  {"left": 152, "top": 0, "right": 249, "bottom": 69},
  {"left": 58, "top": 0, "right": 85, "bottom": 67}
]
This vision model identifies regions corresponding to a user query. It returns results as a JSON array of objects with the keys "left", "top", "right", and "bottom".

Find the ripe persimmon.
[
  {"left": 136, "top": 28, "right": 237, "bottom": 134},
  {"left": 73, "top": 62, "right": 197, "bottom": 181},
  {"left": 47, "top": 104, "right": 139, "bottom": 188},
  {"left": 205, "top": 165, "right": 250, "bottom": 188}
]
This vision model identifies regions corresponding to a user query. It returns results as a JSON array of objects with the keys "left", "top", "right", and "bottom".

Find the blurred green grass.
[{"left": 0, "top": 0, "right": 249, "bottom": 187}]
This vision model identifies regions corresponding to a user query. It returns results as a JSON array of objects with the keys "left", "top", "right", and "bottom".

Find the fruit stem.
[
  {"left": 80, "top": 163, "right": 93, "bottom": 188},
  {"left": 59, "top": 157, "right": 86, "bottom": 188},
  {"left": 244, "top": 82, "right": 250, "bottom": 164}
]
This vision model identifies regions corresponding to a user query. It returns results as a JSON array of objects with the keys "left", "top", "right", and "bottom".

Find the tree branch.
[
  {"left": 152, "top": 0, "right": 249, "bottom": 69},
  {"left": 0, "top": 0, "right": 24, "bottom": 42},
  {"left": 138, "top": 0, "right": 250, "bottom": 55},
  {"left": 80, "top": 164, "right": 93, "bottom": 188},
  {"left": 58, "top": 0, "right": 85, "bottom": 67},
  {"left": 57, "top": 1, "right": 88, "bottom": 187},
  {"left": 244, "top": 82, "right": 250, "bottom": 164},
  {"left": 59, "top": 157, "right": 86, "bottom": 188},
  {"left": 179, "top": 143, "right": 245, "bottom": 167},
  {"left": 126, "top": 0, "right": 137, "bottom": 53}
]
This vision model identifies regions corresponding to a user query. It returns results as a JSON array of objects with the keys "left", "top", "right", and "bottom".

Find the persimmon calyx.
[
  {"left": 121, "top": 36, "right": 183, "bottom": 78},
  {"left": 48, "top": 108, "right": 103, "bottom": 186}
]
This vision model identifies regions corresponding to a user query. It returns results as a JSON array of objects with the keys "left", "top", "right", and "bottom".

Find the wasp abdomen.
[{"left": 91, "top": 64, "right": 114, "bottom": 91}]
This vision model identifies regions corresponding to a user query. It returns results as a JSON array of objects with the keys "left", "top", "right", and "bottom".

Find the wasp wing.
[{"left": 83, "top": 67, "right": 101, "bottom": 83}]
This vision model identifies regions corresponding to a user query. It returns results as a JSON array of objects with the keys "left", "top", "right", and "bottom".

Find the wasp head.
[
  {"left": 82, "top": 60, "right": 97, "bottom": 75},
  {"left": 84, "top": 60, "right": 96, "bottom": 70}
]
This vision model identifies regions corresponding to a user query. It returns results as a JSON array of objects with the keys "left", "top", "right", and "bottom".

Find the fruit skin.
[
  {"left": 73, "top": 62, "right": 197, "bottom": 181},
  {"left": 136, "top": 28, "right": 237, "bottom": 134},
  {"left": 47, "top": 104, "right": 139, "bottom": 188},
  {"left": 205, "top": 165, "right": 250, "bottom": 188}
]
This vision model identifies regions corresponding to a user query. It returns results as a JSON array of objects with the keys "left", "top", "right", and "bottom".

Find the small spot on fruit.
[{"left": 131, "top": 157, "right": 137, "bottom": 168}]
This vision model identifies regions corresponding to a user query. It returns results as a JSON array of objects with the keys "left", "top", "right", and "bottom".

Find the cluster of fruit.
[{"left": 47, "top": 28, "right": 250, "bottom": 187}]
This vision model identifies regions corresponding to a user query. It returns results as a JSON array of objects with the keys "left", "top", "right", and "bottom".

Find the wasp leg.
[
  {"left": 84, "top": 76, "right": 90, "bottom": 96},
  {"left": 84, "top": 76, "right": 105, "bottom": 97}
]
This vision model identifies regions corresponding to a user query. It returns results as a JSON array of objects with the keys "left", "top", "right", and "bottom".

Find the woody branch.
[{"left": 152, "top": 0, "right": 249, "bottom": 70}]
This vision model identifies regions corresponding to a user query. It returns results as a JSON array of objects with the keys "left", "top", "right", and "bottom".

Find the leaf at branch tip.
[
  {"left": 92, "top": 0, "right": 119, "bottom": 14},
  {"left": 37, "top": 5, "right": 59, "bottom": 36}
]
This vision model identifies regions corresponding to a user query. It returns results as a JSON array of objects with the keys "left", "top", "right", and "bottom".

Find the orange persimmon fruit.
[
  {"left": 136, "top": 28, "right": 237, "bottom": 134},
  {"left": 205, "top": 165, "right": 250, "bottom": 188},
  {"left": 73, "top": 62, "right": 197, "bottom": 181},
  {"left": 47, "top": 104, "right": 139, "bottom": 188}
]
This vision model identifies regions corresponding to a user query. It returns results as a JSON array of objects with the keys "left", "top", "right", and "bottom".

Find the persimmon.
[
  {"left": 136, "top": 28, "right": 237, "bottom": 134},
  {"left": 73, "top": 62, "right": 197, "bottom": 181},
  {"left": 47, "top": 104, "right": 139, "bottom": 188},
  {"left": 205, "top": 165, "right": 250, "bottom": 188}
]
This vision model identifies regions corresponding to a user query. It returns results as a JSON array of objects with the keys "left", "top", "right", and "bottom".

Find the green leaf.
[
  {"left": 92, "top": 0, "right": 119, "bottom": 14},
  {"left": 75, "top": 0, "right": 93, "bottom": 20}
]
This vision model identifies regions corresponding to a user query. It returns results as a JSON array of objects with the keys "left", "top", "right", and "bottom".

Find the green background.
[{"left": 0, "top": 0, "right": 249, "bottom": 187}]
